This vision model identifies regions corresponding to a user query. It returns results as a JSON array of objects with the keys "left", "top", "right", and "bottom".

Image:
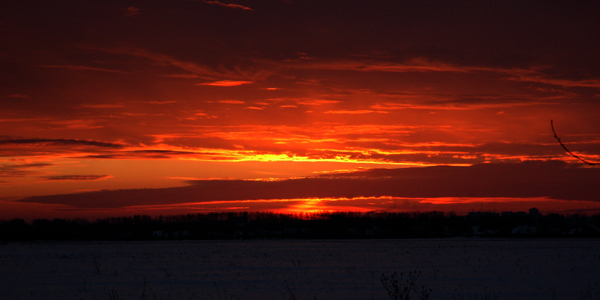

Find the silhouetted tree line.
[{"left": 1, "top": 211, "right": 599, "bottom": 241}]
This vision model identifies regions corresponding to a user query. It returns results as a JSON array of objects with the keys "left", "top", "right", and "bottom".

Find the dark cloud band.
[
  {"left": 42, "top": 175, "right": 110, "bottom": 181},
  {"left": 19, "top": 161, "right": 600, "bottom": 209},
  {"left": 0, "top": 138, "right": 124, "bottom": 148}
]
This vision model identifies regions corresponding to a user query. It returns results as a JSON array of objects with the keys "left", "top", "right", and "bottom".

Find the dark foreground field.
[{"left": 1, "top": 239, "right": 599, "bottom": 300}]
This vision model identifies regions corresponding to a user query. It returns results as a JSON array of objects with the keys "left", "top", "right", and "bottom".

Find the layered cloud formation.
[
  {"left": 19, "top": 161, "right": 600, "bottom": 208},
  {"left": 2, "top": 1, "right": 600, "bottom": 219}
]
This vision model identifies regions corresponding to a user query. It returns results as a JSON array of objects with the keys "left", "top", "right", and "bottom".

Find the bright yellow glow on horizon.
[{"left": 85, "top": 196, "right": 600, "bottom": 220}]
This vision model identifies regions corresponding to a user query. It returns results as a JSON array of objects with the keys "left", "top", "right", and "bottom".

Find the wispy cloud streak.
[
  {"left": 324, "top": 110, "right": 386, "bottom": 114},
  {"left": 204, "top": 1, "right": 254, "bottom": 11},
  {"left": 100, "top": 47, "right": 261, "bottom": 81},
  {"left": 199, "top": 80, "right": 253, "bottom": 87},
  {"left": 0, "top": 138, "right": 124, "bottom": 148},
  {"left": 0, "top": 162, "right": 52, "bottom": 178},
  {"left": 40, "top": 65, "right": 128, "bottom": 73},
  {"left": 18, "top": 161, "right": 600, "bottom": 208},
  {"left": 42, "top": 175, "right": 111, "bottom": 181}
]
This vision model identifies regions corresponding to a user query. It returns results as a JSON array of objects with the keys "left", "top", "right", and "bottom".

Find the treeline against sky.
[{"left": 1, "top": 211, "right": 600, "bottom": 241}]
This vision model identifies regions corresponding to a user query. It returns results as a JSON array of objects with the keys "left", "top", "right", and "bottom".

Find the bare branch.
[{"left": 551, "top": 120, "right": 597, "bottom": 166}]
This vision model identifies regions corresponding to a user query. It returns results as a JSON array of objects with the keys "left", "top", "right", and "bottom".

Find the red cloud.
[
  {"left": 218, "top": 100, "right": 245, "bottom": 104},
  {"left": 324, "top": 110, "right": 385, "bottom": 114},
  {"left": 43, "top": 175, "right": 111, "bottom": 181},
  {"left": 125, "top": 7, "right": 140, "bottom": 17},
  {"left": 40, "top": 65, "right": 128, "bottom": 73},
  {"left": 199, "top": 80, "right": 254, "bottom": 87},
  {"left": 204, "top": 1, "right": 254, "bottom": 11},
  {"left": 19, "top": 161, "right": 600, "bottom": 209}
]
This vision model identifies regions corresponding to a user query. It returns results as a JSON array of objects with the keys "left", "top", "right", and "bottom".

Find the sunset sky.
[{"left": 2, "top": 1, "right": 600, "bottom": 220}]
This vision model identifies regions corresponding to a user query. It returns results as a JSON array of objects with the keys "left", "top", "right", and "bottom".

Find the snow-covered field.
[{"left": 1, "top": 239, "right": 599, "bottom": 300}]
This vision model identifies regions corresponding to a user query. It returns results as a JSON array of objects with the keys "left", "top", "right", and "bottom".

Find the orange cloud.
[
  {"left": 266, "top": 98, "right": 340, "bottom": 106},
  {"left": 370, "top": 101, "right": 550, "bottom": 111},
  {"left": 199, "top": 80, "right": 254, "bottom": 87},
  {"left": 296, "top": 99, "right": 341, "bottom": 105},
  {"left": 147, "top": 101, "right": 177, "bottom": 104},
  {"left": 324, "top": 110, "right": 385, "bottom": 114},
  {"left": 218, "top": 100, "right": 245, "bottom": 104},
  {"left": 40, "top": 65, "right": 128, "bottom": 73},
  {"left": 18, "top": 161, "right": 600, "bottom": 210},
  {"left": 79, "top": 104, "right": 125, "bottom": 109},
  {"left": 277, "top": 57, "right": 599, "bottom": 91},
  {"left": 164, "top": 74, "right": 200, "bottom": 79},
  {"left": 507, "top": 74, "right": 600, "bottom": 88},
  {"left": 2, "top": 116, "right": 565, "bottom": 166},
  {"left": 0, "top": 138, "right": 123, "bottom": 148},
  {"left": 45, "top": 119, "right": 103, "bottom": 130},
  {"left": 100, "top": 47, "right": 260, "bottom": 80},
  {"left": 286, "top": 59, "right": 470, "bottom": 73},
  {"left": 0, "top": 118, "right": 48, "bottom": 123},
  {"left": 42, "top": 175, "right": 111, "bottom": 181},
  {"left": 204, "top": 1, "right": 254, "bottom": 11},
  {"left": 125, "top": 6, "right": 140, "bottom": 17},
  {"left": 0, "top": 162, "right": 53, "bottom": 178}
]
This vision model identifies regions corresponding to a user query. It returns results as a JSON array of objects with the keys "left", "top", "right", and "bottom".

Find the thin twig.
[
  {"left": 551, "top": 120, "right": 597, "bottom": 165},
  {"left": 284, "top": 281, "right": 298, "bottom": 300}
]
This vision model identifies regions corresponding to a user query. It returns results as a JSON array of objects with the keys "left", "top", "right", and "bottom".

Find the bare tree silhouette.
[{"left": 551, "top": 120, "right": 597, "bottom": 166}]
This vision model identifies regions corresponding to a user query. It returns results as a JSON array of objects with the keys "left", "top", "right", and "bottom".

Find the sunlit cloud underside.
[
  {"left": 8, "top": 197, "right": 600, "bottom": 222},
  {"left": 2, "top": 1, "right": 600, "bottom": 219}
]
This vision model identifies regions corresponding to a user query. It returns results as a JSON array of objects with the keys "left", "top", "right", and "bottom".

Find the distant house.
[
  {"left": 513, "top": 211, "right": 528, "bottom": 218},
  {"left": 510, "top": 226, "right": 537, "bottom": 235},
  {"left": 529, "top": 208, "right": 541, "bottom": 219},
  {"left": 284, "top": 228, "right": 299, "bottom": 235},
  {"left": 171, "top": 230, "right": 190, "bottom": 238},
  {"left": 511, "top": 226, "right": 526, "bottom": 234},
  {"left": 151, "top": 230, "right": 191, "bottom": 239},
  {"left": 467, "top": 211, "right": 483, "bottom": 219}
]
